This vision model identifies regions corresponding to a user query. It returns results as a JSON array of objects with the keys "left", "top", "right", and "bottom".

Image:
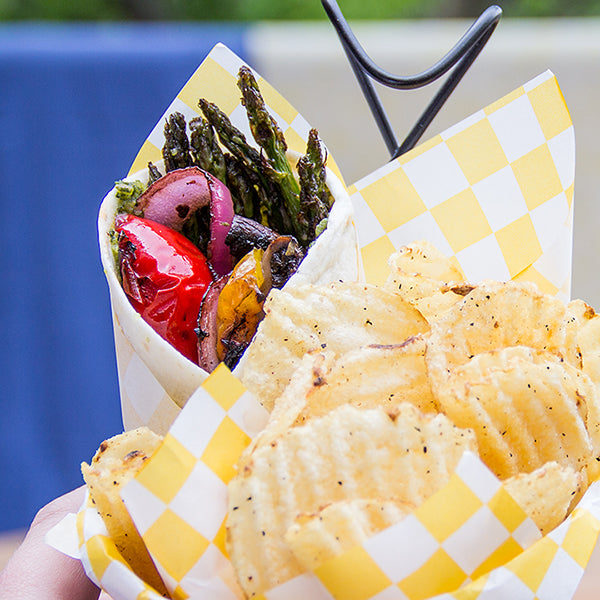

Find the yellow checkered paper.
[
  {"left": 120, "top": 364, "right": 268, "bottom": 599},
  {"left": 449, "top": 489, "right": 600, "bottom": 600},
  {"left": 78, "top": 367, "right": 600, "bottom": 600},
  {"left": 350, "top": 70, "right": 574, "bottom": 301},
  {"left": 76, "top": 494, "right": 165, "bottom": 600}
]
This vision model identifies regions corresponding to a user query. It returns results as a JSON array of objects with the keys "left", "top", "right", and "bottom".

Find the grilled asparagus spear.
[
  {"left": 237, "top": 66, "right": 301, "bottom": 222},
  {"left": 198, "top": 96, "right": 292, "bottom": 235},
  {"left": 198, "top": 98, "right": 265, "bottom": 178},
  {"left": 297, "top": 128, "right": 334, "bottom": 244},
  {"left": 189, "top": 116, "right": 227, "bottom": 184},
  {"left": 162, "top": 112, "right": 191, "bottom": 171}
]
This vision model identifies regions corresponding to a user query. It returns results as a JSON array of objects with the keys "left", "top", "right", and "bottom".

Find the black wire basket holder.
[{"left": 321, "top": 1, "right": 503, "bottom": 160}]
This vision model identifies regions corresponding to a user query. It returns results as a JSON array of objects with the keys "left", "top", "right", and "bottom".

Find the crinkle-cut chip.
[
  {"left": 385, "top": 276, "right": 471, "bottom": 323},
  {"left": 240, "top": 281, "right": 430, "bottom": 412},
  {"left": 81, "top": 427, "right": 167, "bottom": 595},
  {"left": 226, "top": 403, "right": 476, "bottom": 597},
  {"left": 238, "top": 351, "right": 336, "bottom": 468},
  {"left": 414, "top": 286, "right": 475, "bottom": 323},
  {"left": 572, "top": 311, "right": 600, "bottom": 469},
  {"left": 435, "top": 346, "right": 596, "bottom": 481},
  {"left": 566, "top": 298, "right": 597, "bottom": 331},
  {"left": 294, "top": 336, "right": 438, "bottom": 425},
  {"left": 565, "top": 299, "right": 591, "bottom": 370},
  {"left": 568, "top": 299, "right": 600, "bottom": 384},
  {"left": 426, "top": 280, "right": 574, "bottom": 383},
  {"left": 257, "top": 336, "right": 435, "bottom": 446},
  {"left": 387, "top": 240, "right": 465, "bottom": 282},
  {"left": 285, "top": 498, "right": 414, "bottom": 572},
  {"left": 504, "top": 462, "right": 583, "bottom": 535},
  {"left": 384, "top": 242, "right": 468, "bottom": 323}
]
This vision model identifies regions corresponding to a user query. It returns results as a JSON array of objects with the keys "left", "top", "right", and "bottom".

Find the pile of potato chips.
[{"left": 228, "top": 240, "right": 600, "bottom": 598}]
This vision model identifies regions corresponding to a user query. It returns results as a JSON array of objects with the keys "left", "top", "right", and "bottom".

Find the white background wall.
[{"left": 250, "top": 18, "right": 600, "bottom": 308}]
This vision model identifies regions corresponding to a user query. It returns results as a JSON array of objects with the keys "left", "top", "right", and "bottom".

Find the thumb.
[{"left": 0, "top": 486, "right": 100, "bottom": 600}]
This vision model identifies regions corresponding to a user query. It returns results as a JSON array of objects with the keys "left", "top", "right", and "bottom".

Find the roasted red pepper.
[{"left": 115, "top": 214, "right": 214, "bottom": 364}]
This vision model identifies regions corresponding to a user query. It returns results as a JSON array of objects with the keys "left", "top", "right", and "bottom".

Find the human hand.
[{"left": 0, "top": 486, "right": 103, "bottom": 600}]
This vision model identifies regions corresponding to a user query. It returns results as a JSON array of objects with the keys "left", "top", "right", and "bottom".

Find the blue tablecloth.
[{"left": 0, "top": 23, "right": 248, "bottom": 532}]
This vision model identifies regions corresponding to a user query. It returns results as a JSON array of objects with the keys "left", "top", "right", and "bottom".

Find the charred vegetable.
[
  {"left": 297, "top": 128, "right": 335, "bottom": 245},
  {"left": 112, "top": 66, "right": 334, "bottom": 373},
  {"left": 237, "top": 67, "right": 302, "bottom": 235},
  {"left": 115, "top": 214, "right": 214, "bottom": 364},
  {"left": 162, "top": 112, "right": 190, "bottom": 172},
  {"left": 135, "top": 167, "right": 235, "bottom": 277}
]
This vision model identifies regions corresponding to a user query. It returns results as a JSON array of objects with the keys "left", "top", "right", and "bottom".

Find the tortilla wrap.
[{"left": 98, "top": 159, "right": 360, "bottom": 421}]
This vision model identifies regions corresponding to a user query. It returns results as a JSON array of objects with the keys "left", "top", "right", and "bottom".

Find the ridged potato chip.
[
  {"left": 426, "top": 280, "right": 574, "bottom": 381},
  {"left": 406, "top": 285, "right": 475, "bottom": 323},
  {"left": 568, "top": 299, "right": 600, "bottom": 385},
  {"left": 224, "top": 247, "right": 600, "bottom": 597},
  {"left": 504, "top": 461, "right": 583, "bottom": 535},
  {"left": 244, "top": 336, "right": 436, "bottom": 457},
  {"left": 240, "top": 281, "right": 429, "bottom": 411},
  {"left": 386, "top": 240, "right": 465, "bottom": 283},
  {"left": 285, "top": 498, "right": 414, "bottom": 572},
  {"left": 238, "top": 351, "right": 335, "bottom": 467},
  {"left": 434, "top": 346, "right": 600, "bottom": 481},
  {"left": 293, "top": 336, "right": 437, "bottom": 425},
  {"left": 81, "top": 427, "right": 167, "bottom": 595},
  {"left": 226, "top": 403, "right": 476, "bottom": 597},
  {"left": 384, "top": 241, "right": 469, "bottom": 322}
]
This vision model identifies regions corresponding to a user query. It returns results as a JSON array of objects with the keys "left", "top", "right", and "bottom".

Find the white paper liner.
[{"left": 69, "top": 368, "right": 600, "bottom": 600}]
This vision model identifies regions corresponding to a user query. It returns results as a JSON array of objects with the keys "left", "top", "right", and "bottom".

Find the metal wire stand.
[{"left": 321, "top": 0, "right": 503, "bottom": 159}]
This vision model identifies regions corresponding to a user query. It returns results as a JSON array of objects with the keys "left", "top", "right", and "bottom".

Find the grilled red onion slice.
[
  {"left": 137, "top": 166, "right": 234, "bottom": 276},
  {"left": 205, "top": 173, "right": 235, "bottom": 277},
  {"left": 197, "top": 275, "right": 229, "bottom": 373}
]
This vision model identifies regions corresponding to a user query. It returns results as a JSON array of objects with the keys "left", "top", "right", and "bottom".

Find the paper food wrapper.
[
  {"left": 98, "top": 43, "right": 359, "bottom": 434},
  {"left": 75, "top": 366, "right": 600, "bottom": 600},
  {"left": 350, "top": 69, "right": 574, "bottom": 300},
  {"left": 83, "top": 42, "right": 593, "bottom": 600}
]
